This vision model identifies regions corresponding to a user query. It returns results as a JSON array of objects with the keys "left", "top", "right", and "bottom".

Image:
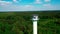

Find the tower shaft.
[{"left": 33, "top": 21, "right": 37, "bottom": 34}]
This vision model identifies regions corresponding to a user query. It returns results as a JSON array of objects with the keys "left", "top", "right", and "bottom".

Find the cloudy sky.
[{"left": 0, "top": 0, "right": 60, "bottom": 11}]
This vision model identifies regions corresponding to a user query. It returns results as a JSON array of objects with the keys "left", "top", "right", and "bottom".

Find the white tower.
[{"left": 32, "top": 15, "right": 39, "bottom": 34}]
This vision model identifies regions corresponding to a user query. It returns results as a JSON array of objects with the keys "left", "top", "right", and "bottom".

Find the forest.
[{"left": 0, "top": 11, "right": 60, "bottom": 34}]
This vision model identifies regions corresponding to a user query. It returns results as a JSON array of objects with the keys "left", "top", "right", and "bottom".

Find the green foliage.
[{"left": 0, "top": 11, "right": 60, "bottom": 34}]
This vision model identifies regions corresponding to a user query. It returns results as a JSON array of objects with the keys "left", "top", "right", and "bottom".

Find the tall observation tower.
[{"left": 32, "top": 14, "right": 39, "bottom": 34}]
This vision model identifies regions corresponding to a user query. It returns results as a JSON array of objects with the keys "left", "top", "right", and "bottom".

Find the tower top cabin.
[{"left": 32, "top": 14, "right": 39, "bottom": 21}]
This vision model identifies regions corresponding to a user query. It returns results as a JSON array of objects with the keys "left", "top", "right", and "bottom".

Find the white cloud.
[
  {"left": 0, "top": 4, "right": 58, "bottom": 11},
  {"left": 13, "top": 0, "right": 18, "bottom": 2},
  {"left": 43, "top": 4, "right": 51, "bottom": 7},
  {"left": 0, "top": 1, "right": 12, "bottom": 6},
  {"left": 24, "top": 5, "right": 34, "bottom": 8},
  {"left": 42, "top": 3, "right": 59, "bottom": 10},
  {"left": 0, "top": 1, "right": 60, "bottom": 11},
  {"left": 44, "top": 0, "right": 51, "bottom": 2},
  {"left": 14, "top": 5, "right": 34, "bottom": 11},
  {"left": 0, "top": 4, "right": 35, "bottom": 11},
  {"left": 13, "top": 0, "right": 17, "bottom": 2},
  {"left": 34, "top": 0, "right": 42, "bottom": 4}
]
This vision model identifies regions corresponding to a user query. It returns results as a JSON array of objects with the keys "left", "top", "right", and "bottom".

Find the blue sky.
[{"left": 0, "top": 0, "right": 60, "bottom": 11}]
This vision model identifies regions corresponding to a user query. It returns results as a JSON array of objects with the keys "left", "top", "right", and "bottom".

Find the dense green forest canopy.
[{"left": 0, "top": 11, "right": 60, "bottom": 34}]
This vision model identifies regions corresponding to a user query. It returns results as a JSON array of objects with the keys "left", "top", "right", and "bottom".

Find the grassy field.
[{"left": 0, "top": 11, "right": 60, "bottom": 34}]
